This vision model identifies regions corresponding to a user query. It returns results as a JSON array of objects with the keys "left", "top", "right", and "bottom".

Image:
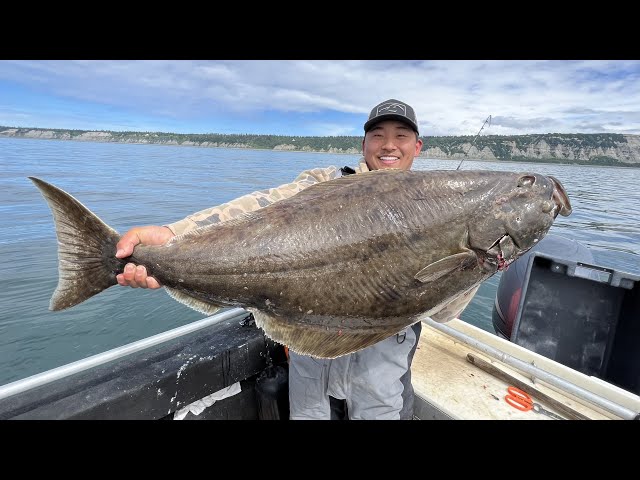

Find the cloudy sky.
[{"left": 1, "top": 60, "right": 639, "bottom": 137}]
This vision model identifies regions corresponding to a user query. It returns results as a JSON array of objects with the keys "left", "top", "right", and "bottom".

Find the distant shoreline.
[
  {"left": 1, "top": 128, "right": 638, "bottom": 168},
  {"left": 3, "top": 135, "right": 630, "bottom": 171},
  {"left": 0, "top": 133, "right": 357, "bottom": 153}
]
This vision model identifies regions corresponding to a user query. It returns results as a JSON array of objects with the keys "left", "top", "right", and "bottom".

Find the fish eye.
[{"left": 517, "top": 175, "right": 536, "bottom": 187}]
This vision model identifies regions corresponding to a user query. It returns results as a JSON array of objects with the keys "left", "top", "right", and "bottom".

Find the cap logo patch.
[{"left": 377, "top": 102, "right": 406, "bottom": 116}]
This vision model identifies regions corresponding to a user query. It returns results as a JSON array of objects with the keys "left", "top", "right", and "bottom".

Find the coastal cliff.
[{"left": 1, "top": 126, "right": 638, "bottom": 167}]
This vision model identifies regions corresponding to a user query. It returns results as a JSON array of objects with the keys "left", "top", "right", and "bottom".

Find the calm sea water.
[{"left": 1, "top": 137, "right": 639, "bottom": 386}]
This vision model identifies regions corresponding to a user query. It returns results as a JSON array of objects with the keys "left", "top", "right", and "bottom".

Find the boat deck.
[
  {"left": 411, "top": 318, "right": 638, "bottom": 420},
  {"left": 2, "top": 310, "right": 638, "bottom": 420}
]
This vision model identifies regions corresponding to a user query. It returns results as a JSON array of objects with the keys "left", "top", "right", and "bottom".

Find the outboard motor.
[{"left": 492, "top": 234, "right": 595, "bottom": 340}]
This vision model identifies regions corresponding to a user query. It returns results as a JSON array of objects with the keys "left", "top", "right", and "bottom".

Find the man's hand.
[{"left": 115, "top": 226, "right": 175, "bottom": 289}]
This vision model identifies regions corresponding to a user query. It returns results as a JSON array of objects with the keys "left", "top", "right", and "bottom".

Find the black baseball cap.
[{"left": 364, "top": 99, "right": 419, "bottom": 135}]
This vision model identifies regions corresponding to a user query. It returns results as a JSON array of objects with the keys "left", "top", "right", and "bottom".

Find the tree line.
[{"left": 0, "top": 126, "right": 635, "bottom": 167}]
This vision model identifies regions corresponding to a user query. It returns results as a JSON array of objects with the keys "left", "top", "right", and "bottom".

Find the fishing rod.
[{"left": 456, "top": 115, "right": 492, "bottom": 170}]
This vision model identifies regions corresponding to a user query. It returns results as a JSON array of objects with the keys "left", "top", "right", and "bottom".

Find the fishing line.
[{"left": 456, "top": 115, "right": 492, "bottom": 171}]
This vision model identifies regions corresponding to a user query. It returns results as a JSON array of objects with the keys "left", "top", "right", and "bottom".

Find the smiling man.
[
  {"left": 361, "top": 99, "right": 423, "bottom": 171},
  {"left": 287, "top": 98, "right": 427, "bottom": 420},
  {"left": 115, "top": 99, "right": 443, "bottom": 420},
  {"left": 289, "top": 99, "right": 423, "bottom": 420}
]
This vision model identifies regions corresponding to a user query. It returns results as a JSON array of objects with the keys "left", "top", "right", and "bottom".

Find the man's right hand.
[{"left": 115, "top": 226, "right": 175, "bottom": 289}]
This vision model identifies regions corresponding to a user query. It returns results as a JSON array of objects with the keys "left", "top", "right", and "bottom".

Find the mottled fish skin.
[{"left": 29, "top": 169, "right": 571, "bottom": 358}]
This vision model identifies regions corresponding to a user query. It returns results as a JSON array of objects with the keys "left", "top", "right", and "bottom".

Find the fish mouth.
[{"left": 479, "top": 234, "right": 519, "bottom": 272}]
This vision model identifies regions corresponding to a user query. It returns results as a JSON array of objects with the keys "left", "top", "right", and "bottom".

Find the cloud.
[{"left": 0, "top": 60, "right": 639, "bottom": 136}]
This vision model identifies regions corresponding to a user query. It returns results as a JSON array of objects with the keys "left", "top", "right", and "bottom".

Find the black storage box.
[{"left": 511, "top": 253, "right": 640, "bottom": 395}]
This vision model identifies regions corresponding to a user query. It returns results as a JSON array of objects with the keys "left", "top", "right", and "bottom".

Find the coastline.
[{"left": 1, "top": 133, "right": 638, "bottom": 168}]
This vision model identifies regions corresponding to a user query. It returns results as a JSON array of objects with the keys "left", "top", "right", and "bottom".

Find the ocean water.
[{"left": 1, "top": 137, "right": 639, "bottom": 386}]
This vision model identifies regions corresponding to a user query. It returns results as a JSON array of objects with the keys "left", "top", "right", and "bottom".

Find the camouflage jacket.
[{"left": 166, "top": 158, "right": 370, "bottom": 235}]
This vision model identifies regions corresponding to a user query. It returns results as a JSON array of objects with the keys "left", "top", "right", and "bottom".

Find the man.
[{"left": 116, "top": 99, "right": 448, "bottom": 419}]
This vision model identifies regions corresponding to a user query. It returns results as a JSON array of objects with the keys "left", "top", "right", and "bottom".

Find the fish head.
[{"left": 470, "top": 172, "right": 572, "bottom": 271}]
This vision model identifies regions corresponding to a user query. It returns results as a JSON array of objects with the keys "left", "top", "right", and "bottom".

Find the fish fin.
[
  {"left": 429, "top": 285, "right": 481, "bottom": 323},
  {"left": 28, "top": 177, "right": 122, "bottom": 311},
  {"left": 248, "top": 308, "right": 411, "bottom": 359},
  {"left": 548, "top": 175, "right": 572, "bottom": 216},
  {"left": 414, "top": 251, "right": 477, "bottom": 283},
  {"left": 164, "top": 287, "right": 223, "bottom": 316},
  {"left": 169, "top": 170, "right": 409, "bottom": 243},
  {"left": 169, "top": 210, "right": 265, "bottom": 243},
  {"left": 271, "top": 168, "right": 406, "bottom": 205}
]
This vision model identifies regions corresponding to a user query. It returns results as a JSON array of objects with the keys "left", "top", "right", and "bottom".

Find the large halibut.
[{"left": 29, "top": 169, "right": 571, "bottom": 358}]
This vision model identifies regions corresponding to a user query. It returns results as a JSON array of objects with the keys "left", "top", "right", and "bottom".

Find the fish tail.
[{"left": 29, "top": 177, "right": 123, "bottom": 311}]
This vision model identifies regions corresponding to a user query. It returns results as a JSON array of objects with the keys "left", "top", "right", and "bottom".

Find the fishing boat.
[
  {"left": 413, "top": 234, "right": 640, "bottom": 420},
  {"left": 0, "top": 235, "right": 638, "bottom": 420}
]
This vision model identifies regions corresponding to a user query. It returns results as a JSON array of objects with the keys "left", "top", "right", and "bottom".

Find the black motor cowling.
[{"left": 492, "top": 234, "right": 595, "bottom": 340}]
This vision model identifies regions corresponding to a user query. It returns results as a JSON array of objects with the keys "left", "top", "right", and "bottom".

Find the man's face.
[{"left": 362, "top": 120, "right": 423, "bottom": 171}]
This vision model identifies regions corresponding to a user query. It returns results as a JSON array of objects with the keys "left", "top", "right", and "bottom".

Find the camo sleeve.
[{"left": 166, "top": 165, "right": 341, "bottom": 236}]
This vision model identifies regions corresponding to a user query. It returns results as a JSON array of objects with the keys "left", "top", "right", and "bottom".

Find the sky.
[{"left": 1, "top": 60, "right": 639, "bottom": 137}]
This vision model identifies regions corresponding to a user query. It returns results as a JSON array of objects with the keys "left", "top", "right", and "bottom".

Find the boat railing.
[{"left": 0, "top": 307, "right": 250, "bottom": 401}]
